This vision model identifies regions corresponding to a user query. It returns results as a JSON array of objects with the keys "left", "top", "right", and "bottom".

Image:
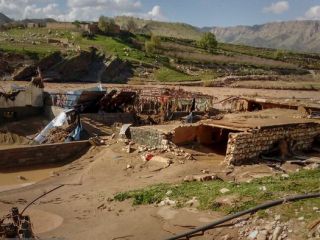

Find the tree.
[
  {"left": 145, "top": 34, "right": 161, "bottom": 54},
  {"left": 126, "top": 19, "right": 138, "bottom": 33},
  {"left": 151, "top": 34, "right": 161, "bottom": 47},
  {"left": 98, "top": 16, "right": 118, "bottom": 34},
  {"left": 98, "top": 16, "right": 108, "bottom": 33},
  {"left": 198, "top": 32, "right": 218, "bottom": 53},
  {"left": 145, "top": 41, "right": 156, "bottom": 54}
]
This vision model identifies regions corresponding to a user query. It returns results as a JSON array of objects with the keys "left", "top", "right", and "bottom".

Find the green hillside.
[
  {"left": 114, "top": 16, "right": 203, "bottom": 40},
  {"left": 0, "top": 25, "right": 319, "bottom": 88}
]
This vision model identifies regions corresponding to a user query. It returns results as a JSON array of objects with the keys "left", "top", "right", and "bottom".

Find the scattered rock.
[
  {"left": 256, "top": 230, "right": 268, "bottom": 240},
  {"left": 248, "top": 230, "right": 259, "bottom": 239},
  {"left": 17, "top": 175, "right": 27, "bottom": 181},
  {"left": 219, "top": 188, "right": 230, "bottom": 194},
  {"left": 281, "top": 174, "right": 289, "bottom": 178},
  {"left": 185, "top": 197, "right": 199, "bottom": 208},
  {"left": 157, "top": 197, "right": 176, "bottom": 207},
  {"left": 166, "top": 190, "right": 172, "bottom": 196},
  {"left": 259, "top": 186, "right": 267, "bottom": 191},
  {"left": 184, "top": 174, "right": 220, "bottom": 182},
  {"left": 272, "top": 226, "right": 282, "bottom": 240},
  {"left": 126, "top": 164, "right": 133, "bottom": 169}
]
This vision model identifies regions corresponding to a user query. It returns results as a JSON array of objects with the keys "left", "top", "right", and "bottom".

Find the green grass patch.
[
  {"left": 154, "top": 67, "right": 200, "bottom": 82},
  {"left": 114, "top": 169, "right": 320, "bottom": 217}
]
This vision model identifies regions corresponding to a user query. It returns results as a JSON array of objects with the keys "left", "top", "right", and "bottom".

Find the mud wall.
[
  {"left": 225, "top": 123, "right": 320, "bottom": 165},
  {"left": 0, "top": 141, "right": 90, "bottom": 168},
  {"left": 173, "top": 125, "right": 216, "bottom": 145}
]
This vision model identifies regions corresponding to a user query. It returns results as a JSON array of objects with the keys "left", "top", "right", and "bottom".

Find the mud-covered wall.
[
  {"left": 225, "top": 123, "right": 320, "bottom": 165},
  {"left": 0, "top": 85, "right": 43, "bottom": 109},
  {"left": 0, "top": 141, "right": 90, "bottom": 168}
]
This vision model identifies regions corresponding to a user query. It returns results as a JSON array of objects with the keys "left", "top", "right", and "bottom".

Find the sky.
[{"left": 1, "top": 0, "right": 320, "bottom": 27}]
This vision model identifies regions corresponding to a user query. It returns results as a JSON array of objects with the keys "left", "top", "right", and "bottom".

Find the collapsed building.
[
  {"left": 1, "top": 78, "right": 320, "bottom": 169},
  {"left": 0, "top": 80, "right": 44, "bottom": 121},
  {"left": 129, "top": 109, "right": 320, "bottom": 165}
]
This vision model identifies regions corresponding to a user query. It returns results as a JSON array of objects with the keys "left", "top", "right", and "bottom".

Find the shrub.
[{"left": 198, "top": 32, "right": 218, "bottom": 53}]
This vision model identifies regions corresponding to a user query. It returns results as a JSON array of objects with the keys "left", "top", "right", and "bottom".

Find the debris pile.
[{"left": 0, "top": 207, "right": 34, "bottom": 239}]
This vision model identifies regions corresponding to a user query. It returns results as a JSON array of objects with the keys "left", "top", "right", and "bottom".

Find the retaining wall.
[
  {"left": 0, "top": 141, "right": 90, "bottom": 168},
  {"left": 226, "top": 123, "right": 320, "bottom": 165}
]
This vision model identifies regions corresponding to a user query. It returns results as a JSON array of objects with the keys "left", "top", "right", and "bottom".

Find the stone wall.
[
  {"left": 130, "top": 127, "right": 166, "bottom": 148},
  {"left": 225, "top": 123, "right": 320, "bottom": 165},
  {"left": 0, "top": 141, "right": 90, "bottom": 169}
]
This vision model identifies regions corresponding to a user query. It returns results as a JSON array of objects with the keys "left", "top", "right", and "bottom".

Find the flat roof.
[{"left": 201, "top": 109, "right": 320, "bottom": 130}]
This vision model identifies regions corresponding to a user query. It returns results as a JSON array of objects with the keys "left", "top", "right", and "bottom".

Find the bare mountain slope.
[{"left": 208, "top": 21, "right": 320, "bottom": 53}]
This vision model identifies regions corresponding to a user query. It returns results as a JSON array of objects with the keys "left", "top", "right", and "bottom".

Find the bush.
[
  {"left": 198, "top": 32, "right": 218, "bottom": 53},
  {"left": 145, "top": 41, "right": 156, "bottom": 54},
  {"left": 144, "top": 34, "right": 161, "bottom": 54}
]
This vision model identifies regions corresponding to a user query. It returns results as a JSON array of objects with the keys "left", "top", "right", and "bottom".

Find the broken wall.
[
  {"left": 0, "top": 141, "right": 90, "bottom": 168},
  {"left": 130, "top": 127, "right": 167, "bottom": 148},
  {"left": 0, "top": 85, "right": 43, "bottom": 108},
  {"left": 225, "top": 123, "right": 320, "bottom": 165}
]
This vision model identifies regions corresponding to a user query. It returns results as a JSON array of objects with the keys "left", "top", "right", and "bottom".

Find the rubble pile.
[{"left": 42, "top": 124, "right": 75, "bottom": 144}]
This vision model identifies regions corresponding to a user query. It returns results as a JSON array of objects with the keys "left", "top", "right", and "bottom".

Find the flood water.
[{"left": 0, "top": 164, "right": 63, "bottom": 191}]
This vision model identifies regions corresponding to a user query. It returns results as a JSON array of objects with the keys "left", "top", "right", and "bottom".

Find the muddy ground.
[{"left": 0, "top": 136, "right": 317, "bottom": 240}]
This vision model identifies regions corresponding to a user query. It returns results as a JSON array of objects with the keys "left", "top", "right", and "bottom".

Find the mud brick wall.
[
  {"left": 130, "top": 127, "right": 166, "bottom": 148},
  {"left": 225, "top": 123, "right": 320, "bottom": 165},
  {"left": 0, "top": 141, "right": 90, "bottom": 169}
]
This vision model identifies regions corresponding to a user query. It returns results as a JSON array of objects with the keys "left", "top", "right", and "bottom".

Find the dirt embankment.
[
  {"left": 0, "top": 131, "right": 31, "bottom": 145},
  {"left": 7, "top": 49, "right": 132, "bottom": 83}
]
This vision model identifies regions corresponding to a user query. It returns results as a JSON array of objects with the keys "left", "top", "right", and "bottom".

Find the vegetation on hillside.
[{"left": 0, "top": 23, "right": 319, "bottom": 85}]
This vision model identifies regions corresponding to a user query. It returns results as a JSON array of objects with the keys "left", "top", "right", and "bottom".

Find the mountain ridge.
[{"left": 207, "top": 20, "right": 320, "bottom": 53}]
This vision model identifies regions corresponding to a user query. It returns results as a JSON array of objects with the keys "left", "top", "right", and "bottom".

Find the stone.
[
  {"left": 193, "top": 174, "right": 219, "bottom": 182},
  {"left": 298, "top": 216, "right": 304, "bottom": 221},
  {"left": 166, "top": 190, "right": 172, "bottom": 196},
  {"left": 126, "top": 164, "right": 133, "bottom": 169},
  {"left": 257, "top": 230, "right": 268, "bottom": 240},
  {"left": 157, "top": 197, "right": 176, "bottom": 207},
  {"left": 185, "top": 197, "right": 199, "bottom": 208},
  {"left": 17, "top": 175, "right": 27, "bottom": 181},
  {"left": 259, "top": 186, "right": 267, "bottom": 191},
  {"left": 272, "top": 226, "right": 282, "bottom": 240},
  {"left": 248, "top": 230, "right": 259, "bottom": 239},
  {"left": 183, "top": 175, "right": 194, "bottom": 182},
  {"left": 220, "top": 188, "right": 230, "bottom": 194},
  {"left": 274, "top": 215, "right": 281, "bottom": 221}
]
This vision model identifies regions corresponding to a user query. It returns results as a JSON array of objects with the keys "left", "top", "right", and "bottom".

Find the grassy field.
[{"left": 114, "top": 169, "right": 320, "bottom": 221}]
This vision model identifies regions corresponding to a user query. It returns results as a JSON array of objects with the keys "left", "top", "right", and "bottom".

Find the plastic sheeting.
[{"left": 34, "top": 111, "right": 68, "bottom": 144}]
